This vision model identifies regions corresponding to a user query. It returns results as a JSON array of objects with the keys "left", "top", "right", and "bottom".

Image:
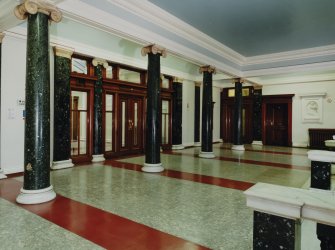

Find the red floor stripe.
[
  {"left": 105, "top": 160, "right": 254, "bottom": 191},
  {"left": 220, "top": 145, "right": 307, "bottom": 156},
  {"left": 0, "top": 179, "right": 209, "bottom": 250},
  {"left": 163, "top": 151, "right": 310, "bottom": 171}
]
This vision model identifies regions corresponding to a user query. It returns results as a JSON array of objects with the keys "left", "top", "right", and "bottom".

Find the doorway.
[
  {"left": 70, "top": 89, "right": 93, "bottom": 163},
  {"left": 118, "top": 95, "right": 144, "bottom": 155},
  {"left": 262, "top": 94, "right": 294, "bottom": 146}
]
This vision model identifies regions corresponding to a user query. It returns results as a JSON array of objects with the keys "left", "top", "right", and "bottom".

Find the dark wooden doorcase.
[
  {"left": 262, "top": 94, "right": 294, "bottom": 146},
  {"left": 118, "top": 95, "right": 144, "bottom": 155}
]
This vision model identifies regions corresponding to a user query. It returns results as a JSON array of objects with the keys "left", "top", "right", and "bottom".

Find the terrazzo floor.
[{"left": 0, "top": 143, "right": 328, "bottom": 249}]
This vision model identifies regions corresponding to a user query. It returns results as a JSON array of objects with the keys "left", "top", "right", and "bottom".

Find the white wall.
[
  {"left": 182, "top": 80, "right": 195, "bottom": 147},
  {"left": 1, "top": 35, "right": 26, "bottom": 174},
  {"left": 263, "top": 82, "right": 335, "bottom": 147}
]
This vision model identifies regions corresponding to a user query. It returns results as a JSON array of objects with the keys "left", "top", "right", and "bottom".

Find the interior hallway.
[{"left": 0, "top": 144, "right": 320, "bottom": 249}]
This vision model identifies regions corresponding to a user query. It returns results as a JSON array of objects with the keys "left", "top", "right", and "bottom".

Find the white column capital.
[
  {"left": 92, "top": 58, "right": 108, "bottom": 69},
  {"left": 14, "top": 0, "right": 62, "bottom": 23},
  {"left": 195, "top": 81, "right": 202, "bottom": 87},
  {"left": 53, "top": 46, "right": 74, "bottom": 59},
  {"left": 254, "top": 84, "right": 263, "bottom": 90},
  {"left": 173, "top": 77, "right": 183, "bottom": 83},
  {"left": 141, "top": 44, "right": 167, "bottom": 58},
  {"left": 232, "top": 78, "right": 244, "bottom": 84},
  {"left": 199, "top": 65, "right": 216, "bottom": 74},
  {"left": 0, "top": 32, "right": 5, "bottom": 43}
]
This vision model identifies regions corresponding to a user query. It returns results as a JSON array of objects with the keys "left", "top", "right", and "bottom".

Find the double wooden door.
[
  {"left": 264, "top": 103, "right": 288, "bottom": 146},
  {"left": 118, "top": 95, "right": 144, "bottom": 155}
]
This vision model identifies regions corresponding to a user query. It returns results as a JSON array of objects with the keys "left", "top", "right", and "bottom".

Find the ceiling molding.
[
  {"left": 110, "top": 0, "right": 245, "bottom": 65},
  {"left": 245, "top": 44, "right": 335, "bottom": 66},
  {"left": 58, "top": 0, "right": 241, "bottom": 77}
]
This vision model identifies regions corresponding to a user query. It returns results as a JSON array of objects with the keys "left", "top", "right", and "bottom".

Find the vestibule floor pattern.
[{"left": 0, "top": 143, "right": 324, "bottom": 249}]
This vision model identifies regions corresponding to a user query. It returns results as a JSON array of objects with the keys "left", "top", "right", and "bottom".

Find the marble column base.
[
  {"left": 0, "top": 171, "right": 7, "bottom": 179},
  {"left": 199, "top": 151, "right": 215, "bottom": 158},
  {"left": 92, "top": 154, "right": 105, "bottom": 163},
  {"left": 51, "top": 159, "right": 74, "bottom": 170},
  {"left": 142, "top": 163, "right": 164, "bottom": 173},
  {"left": 172, "top": 144, "right": 185, "bottom": 150},
  {"left": 252, "top": 140, "right": 263, "bottom": 146},
  {"left": 16, "top": 185, "right": 56, "bottom": 205},
  {"left": 194, "top": 142, "right": 201, "bottom": 147},
  {"left": 232, "top": 144, "right": 245, "bottom": 151}
]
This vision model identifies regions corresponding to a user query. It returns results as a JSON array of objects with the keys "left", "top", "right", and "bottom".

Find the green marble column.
[
  {"left": 52, "top": 47, "right": 74, "bottom": 170},
  {"left": 199, "top": 66, "right": 216, "bottom": 159},
  {"left": 141, "top": 45, "right": 166, "bottom": 173},
  {"left": 232, "top": 79, "right": 245, "bottom": 151},
  {"left": 0, "top": 33, "right": 6, "bottom": 179},
  {"left": 92, "top": 58, "right": 107, "bottom": 163},
  {"left": 14, "top": 0, "right": 62, "bottom": 204}
]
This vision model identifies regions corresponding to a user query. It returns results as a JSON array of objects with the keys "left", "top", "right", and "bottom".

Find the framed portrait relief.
[{"left": 300, "top": 94, "right": 325, "bottom": 123}]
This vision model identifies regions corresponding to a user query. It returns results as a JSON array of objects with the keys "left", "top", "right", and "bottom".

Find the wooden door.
[
  {"left": 70, "top": 89, "right": 92, "bottom": 163},
  {"left": 265, "top": 103, "right": 288, "bottom": 146},
  {"left": 118, "top": 95, "right": 144, "bottom": 155}
]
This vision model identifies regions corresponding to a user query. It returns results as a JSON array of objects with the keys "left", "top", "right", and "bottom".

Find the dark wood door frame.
[
  {"left": 262, "top": 94, "right": 294, "bottom": 146},
  {"left": 70, "top": 78, "right": 94, "bottom": 163}
]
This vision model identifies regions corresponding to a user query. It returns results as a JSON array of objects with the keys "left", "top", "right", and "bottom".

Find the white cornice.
[{"left": 245, "top": 44, "right": 335, "bottom": 65}]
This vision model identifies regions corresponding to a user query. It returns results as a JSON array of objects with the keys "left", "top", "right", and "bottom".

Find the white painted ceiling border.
[
  {"left": 58, "top": 0, "right": 241, "bottom": 77},
  {"left": 243, "top": 60, "right": 335, "bottom": 78},
  {"left": 245, "top": 44, "right": 335, "bottom": 65},
  {"left": 110, "top": 0, "right": 245, "bottom": 65}
]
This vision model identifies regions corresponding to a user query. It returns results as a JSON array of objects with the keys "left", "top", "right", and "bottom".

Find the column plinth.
[
  {"left": 232, "top": 79, "right": 245, "bottom": 151},
  {"left": 141, "top": 45, "right": 166, "bottom": 173},
  {"left": 52, "top": 47, "right": 74, "bottom": 170},
  {"left": 14, "top": 0, "right": 62, "bottom": 204},
  {"left": 199, "top": 66, "right": 215, "bottom": 158}
]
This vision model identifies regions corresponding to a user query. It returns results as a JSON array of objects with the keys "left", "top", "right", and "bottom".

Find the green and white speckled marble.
[
  {"left": 0, "top": 198, "right": 103, "bottom": 250},
  {"left": 51, "top": 165, "right": 253, "bottom": 250}
]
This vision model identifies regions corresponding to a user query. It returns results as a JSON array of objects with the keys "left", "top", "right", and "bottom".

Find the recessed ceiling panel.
[{"left": 148, "top": 0, "right": 335, "bottom": 56}]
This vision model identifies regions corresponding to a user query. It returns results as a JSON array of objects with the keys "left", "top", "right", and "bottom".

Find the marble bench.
[{"left": 245, "top": 183, "right": 335, "bottom": 250}]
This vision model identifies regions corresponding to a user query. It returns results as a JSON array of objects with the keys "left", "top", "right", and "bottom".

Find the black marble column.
[
  {"left": 253, "top": 211, "right": 300, "bottom": 250},
  {"left": 311, "top": 160, "right": 331, "bottom": 190},
  {"left": 52, "top": 47, "right": 73, "bottom": 169},
  {"left": 199, "top": 66, "right": 215, "bottom": 158},
  {"left": 194, "top": 84, "right": 201, "bottom": 146},
  {"left": 141, "top": 45, "right": 166, "bottom": 172},
  {"left": 92, "top": 59, "right": 106, "bottom": 162},
  {"left": 172, "top": 81, "right": 183, "bottom": 148},
  {"left": 252, "top": 87, "right": 262, "bottom": 144},
  {"left": 232, "top": 79, "right": 245, "bottom": 150},
  {"left": 14, "top": 1, "right": 62, "bottom": 204}
]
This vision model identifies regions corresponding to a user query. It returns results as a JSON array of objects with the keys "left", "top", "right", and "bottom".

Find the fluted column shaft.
[
  {"left": 53, "top": 48, "right": 73, "bottom": 168},
  {"left": 233, "top": 80, "right": 243, "bottom": 146}
]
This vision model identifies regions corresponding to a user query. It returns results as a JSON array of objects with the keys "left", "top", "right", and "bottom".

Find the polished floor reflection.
[{"left": 0, "top": 144, "right": 321, "bottom": 249}]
